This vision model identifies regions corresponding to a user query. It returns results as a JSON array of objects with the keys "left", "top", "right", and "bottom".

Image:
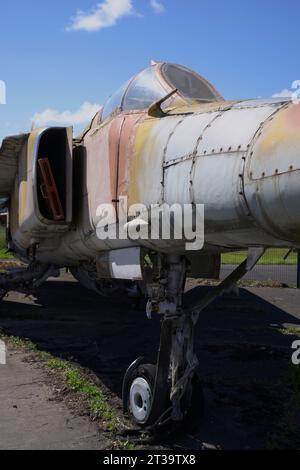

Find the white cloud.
[
  {"left": 272, "top": 89, "right": 294, "bottom": 98},
  {"left": 66, "top": 0, "right": 133, "bottom": 32},
  {"left": 150, "top": 0, "right": 165, "bottom": 14},
  {"left": 32, "top": 102, "right": 100, "bottom": 127}
]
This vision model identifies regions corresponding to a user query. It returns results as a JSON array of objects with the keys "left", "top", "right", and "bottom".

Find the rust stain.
[
  {"left": 83, "top": 122, "right": 116, "bottom": 228},
  {"left": 286, "top": 102, "right": 300, "bottom": 129}
]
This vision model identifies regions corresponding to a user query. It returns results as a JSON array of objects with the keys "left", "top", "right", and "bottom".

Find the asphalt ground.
[
  {"left": 221, "top": 264, "right": 297, "bottom": 286},
  {"left": 0, "top": 273, "right": 299, "bottom": 449}
]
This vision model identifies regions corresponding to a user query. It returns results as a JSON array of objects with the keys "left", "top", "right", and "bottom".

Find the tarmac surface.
[
  {"left": 0, "top": 273, "right": 300, "bottom": 449},
  {"left": 0, "top": 348, "right": 107, "bottom": 450},
  {"left": 221, "top": 264, "right": 297, "bottom": 286}
]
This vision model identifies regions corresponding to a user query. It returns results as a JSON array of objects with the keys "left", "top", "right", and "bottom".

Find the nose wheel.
[
  {"left": 124, "top": 363, "right": 157, "bottom": 426},
  {"left": 122, "top": 315, "right": 201, "bottom": 430}
]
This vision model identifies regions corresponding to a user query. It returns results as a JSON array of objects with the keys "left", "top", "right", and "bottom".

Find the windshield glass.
[
  {"left": 161, "top": 63, "right": 218, "bottom": 101},
  {"left": 102, "top": 79, "right": 131, "bottom": 120},
  {"left": 123, "top": 67, "right": 166, "bottom": 111}
]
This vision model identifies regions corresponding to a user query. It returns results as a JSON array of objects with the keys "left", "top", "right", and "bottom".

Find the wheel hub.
[{"left": 129, "top": 377, "right": 152, "bottom": 424}]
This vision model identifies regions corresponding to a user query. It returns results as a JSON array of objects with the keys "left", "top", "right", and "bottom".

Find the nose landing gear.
[
  {"left": 123, "top": 313, "right": 201, "bottom": 430},
  {"left": 122, "top": 248, "right": 265, "bottom": 431},
  {"left": 123, "top": 254, "right": 199, "bottom": 430}
]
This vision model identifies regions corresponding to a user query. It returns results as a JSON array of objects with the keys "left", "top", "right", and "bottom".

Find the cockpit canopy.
[{"left": 102, "top": 62, "right": 223, "bottom": 121}]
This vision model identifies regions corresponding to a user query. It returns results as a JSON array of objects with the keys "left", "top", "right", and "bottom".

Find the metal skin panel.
[
  {"left": 65, "top": 126, "right": 74, "bottom": 224},
  {"left": 164, "top": 160, "right": 193, "bottom": 205},
  {"left": 245, "top": 173, "right": 300, "bottom": 245},
  {"left": 244, "top": 102, "right": 300, "bottom": 244},
  {"left": 247, "top": 102, "right": 300, "bottom": 179},
  {"left": 191, "top": 153, "right": 252, "bottom": 246},
  {"left": 233, "top": 98, "right": 291, "bottom": 108},
  {"left": 128, "top": 115, "right": 183, "bottom": 207},
  {"left": 161, "top": 100, "right": 288, "bottom": 248},
  {"left": 117, "top": 113, "right": 144, "bottom": 219},
  {"left": 197, "top": 105, "right": 282, "bottom": 155},
  {"left": 108, "top": 116, "right": 124, "bottom": 211},
  {"left": 84, "top": 117, "right": 123, "bottom": 230},
  {"left": 164, "top": 113, "right": 217, "bottom": 163}
]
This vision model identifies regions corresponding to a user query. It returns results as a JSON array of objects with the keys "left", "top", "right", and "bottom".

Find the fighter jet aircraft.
[{"left": 0, "top": 61, "right": 299, "bottom": 429}]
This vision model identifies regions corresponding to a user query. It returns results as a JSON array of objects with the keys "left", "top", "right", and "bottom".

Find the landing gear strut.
[
  {"left": 123, "top": 254, "right": 199, "bottom": 429},
  {"left": 123, "top": 248, "right": 265, "bottom": 431}
]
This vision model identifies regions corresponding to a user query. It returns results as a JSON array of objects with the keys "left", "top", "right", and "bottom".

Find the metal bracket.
[{"left": 190, "top": 247, "right": 265, "bottom": 317}]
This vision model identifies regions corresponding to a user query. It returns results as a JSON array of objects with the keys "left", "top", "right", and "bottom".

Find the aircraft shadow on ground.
[{"left": 0, "top": 280, "right": 299, "bottom": 449}]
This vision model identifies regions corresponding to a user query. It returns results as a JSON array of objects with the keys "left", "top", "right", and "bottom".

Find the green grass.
[
  {"left": 47, "top": 358, "right": 119, "bottom": 431},
  {"left": 5, "top": 335, "right": 38, "bottom": 350},
  {"left": 278, "top": 326, "right": 300, "bottom": 337},
  {"left": 222, "top": 248, "right": 298, "bottom": 265}
]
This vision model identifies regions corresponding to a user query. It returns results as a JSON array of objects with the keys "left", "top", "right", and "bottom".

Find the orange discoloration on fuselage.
[
  {"left": 128, "top": 116, "right": 158, "bottom": 207},
  {"left": 117, "top": 113, "right": 144, "bottom": 203},
  {"left": 257, "top": 103, "right": 300, "bottom": 156}
]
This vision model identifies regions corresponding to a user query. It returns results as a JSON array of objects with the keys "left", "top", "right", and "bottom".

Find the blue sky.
[{"left": 0, "top": 0, "right": 300, "bottom": 142}]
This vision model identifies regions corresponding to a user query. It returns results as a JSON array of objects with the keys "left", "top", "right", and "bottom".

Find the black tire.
[
  {"left": 136, "top": 364, "right": 157, "bottom": 384},
  {"left": 123, "top": 361, "right": 204, "bottom": 431}
]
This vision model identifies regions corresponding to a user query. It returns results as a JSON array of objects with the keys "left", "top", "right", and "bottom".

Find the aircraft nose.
[{"left": 244, "top": 102, "right": 300, "bottom": 244}]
